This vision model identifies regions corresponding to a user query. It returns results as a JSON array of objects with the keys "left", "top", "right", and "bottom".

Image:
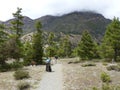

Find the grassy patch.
[
  {"left": 102, "top": 62, "right": 108, "bottom": 66},
  {"left": 17, "top": 81, "right": 30, "bottom": 90},
  {"left": 101, "top": 72, "right": 111, "bottom": 83},
  {"left": 14, "top": 70, "right": 30, "bottom": 80}
]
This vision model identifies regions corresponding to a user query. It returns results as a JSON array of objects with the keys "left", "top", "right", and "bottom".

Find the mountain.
[
  {"left": 37, "top": 12, "right": 111, "bottom": 38},
  {"left": 3, "top": 11, "right": 111, "bottom": 42},
  {"left": 4, "top": 16, "right": 35, "bottom": 34}
]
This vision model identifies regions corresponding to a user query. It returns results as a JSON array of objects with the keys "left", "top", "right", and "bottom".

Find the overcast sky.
[{"left": 0, "top": 0, "right": 120, "bottom": 21}]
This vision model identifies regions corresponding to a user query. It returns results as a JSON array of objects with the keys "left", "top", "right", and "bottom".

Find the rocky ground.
[
  {"left": 62, "top": 58, "right": 120, "bottom": 90},
  {"left": 0, "top": 58, "right": 120, "bottom": 90},
  {"left": 0, "top": 65, "right": 45, "bottom": 90}
]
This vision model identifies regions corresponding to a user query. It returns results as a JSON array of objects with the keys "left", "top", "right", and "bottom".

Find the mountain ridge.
[{"left": 1, "top": 11, "right": 111, "bottom": 42}]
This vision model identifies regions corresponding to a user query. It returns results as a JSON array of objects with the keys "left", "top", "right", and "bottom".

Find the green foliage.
[
  {"left": 45, "top": 32, "right": 57, "bottom": 57},
  {"left": 23, "top": 41, "right": 33, "bottom": 66},
  {"left": 48, "top": 32, "right": 55, "bottom": 46},
  {"left": 17, "top": 81, "right": 30, "bottom": 90},
  {"left": 58, "top": 36, "right": 72, "bottom": 57},
  {"left": 0, "top": 64, "right": 11, "bottom": 72},
  {"left": 32, "top": 21, "right": 43, "bottom": 64},
  {"left": 102, "top": 17, "right": 120, "bottom": 61},
  {"left": 0, "top": 61, "right": 23, "bottom": 72},
  {"left": 0, "top": 24, "right": 9, "bottom": 65},
  {"left": 92, "top": 87, "right": 98, "bottom": 90},
  {"left": 101, "top": 72, "right": 111, "bottom": 83},
  {"left": 102, "top": 83, "right": 111, "bottom": 90},
  {"left": 107, "top": 65, "right": 120, "bottom": 71},
  {"left": 81, "top": 63, "right": 96, "bottom": 67},
  {"left": 77, "top": 30, "right": 97, "bottom": 60},
  {"left": 99, "top": 42, "right": 114, "bottom": 60},
  {"left": 14, "top": 70, "right": 30, "bottom": 80},
  {"left": 10, "top": 7, "right": 24, "bottom": 61},
  {"left": 46, "top": 46, "right": 56, "bottom": 57},
  {"left": 10, "top": 61, "right": 23, "bottom": 70},
  {"left": 102, "top": 62, "right": 108, "bottom": 66}
]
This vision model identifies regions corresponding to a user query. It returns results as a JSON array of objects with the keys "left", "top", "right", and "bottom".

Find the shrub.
[
  {"left": 14, "top": 70, "right": 30, "bottom": 80},
  {"left": 17, "top": 82, "right": 30, "bottom": 90},
  {"left": 92, "top": 87, "right": 98, "bottom": 90},
  {"left": 81, "top": 63, "right": 96, "bottom": 67},
  {"left": 0, "top": 64, "right": 11, "bottom": 72},
  {"left": 10, "top": 61, "right": 23, "bottom": 70},
  {"left": 107, "top": 65, "right": 120, "bottom": 71},
  {"left": 102, "top": 62, "right": 108, "bottom": 66},
  {"left": 101, "top": 72, "right": 111, "bottom": 83},
  {"left": 102, "top": 83, "right": 111, "bottom": 90}
]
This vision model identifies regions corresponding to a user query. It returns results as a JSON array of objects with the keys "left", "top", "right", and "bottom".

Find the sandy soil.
[
  {"left": 0, "top": 65, "right": 45, "bottom": 90},
  {"left": 62, "top": 58, "right": 120, "bottom": 90},
  {"left": 34, "top": 64, "right": 63, "bottom": 90}
]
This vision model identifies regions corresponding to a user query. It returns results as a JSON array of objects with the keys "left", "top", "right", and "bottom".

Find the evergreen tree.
[
  {"left": 77, "top": 30, "right": 96, "bottom": 60},
  {"left": 46, "top": 32, "right": 56, "bottom": 57},
  {"left": 48, "top": 32, "right": 54, "bottom": 46},
  {"left": 10, "top": 7, "right": 24, "bottom": 60},
  {"left": 32, "top": 21, "right": 43, "bottom": 64},
  {"left": 0, "top": 24, "right": 9, "bottom": 65},
  {"left": 102, "top": 17, "right": 120, "bottom": 61},
  {"left": 99, "top": 42, "right": 114, "bottom": 60},
  {"left": 58, "top": 36, "right": 72, "bottom": 57},
  {"left": 23, "top": 41, "right": 33, "bottom": 65}
]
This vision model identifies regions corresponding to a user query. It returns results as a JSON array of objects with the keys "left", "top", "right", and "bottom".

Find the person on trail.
[{"left": 46, "top": 57, "right": 52, "bottom": 72}]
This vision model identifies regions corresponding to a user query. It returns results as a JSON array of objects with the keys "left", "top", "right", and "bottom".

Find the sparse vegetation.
[
  {"left": 102, "top": 62, "right": 108, "bottom": 66},
  {"left": 101, "top": 72, "right": 111, "bottom": 83},
  {"left": 14, "top": 70, "right": 30, "bottom": 80},
  {"left": 17, "top": 81, "right": 30, "bottom": 90},
  {"left": 102, "top": 83, "right": 111, "bottom": 90},
  {"left": 107, "top": 65, "right": 120, "bottom": 71},
  {"left": 92, "top": 87, "right": 98, "bottom": 90}
]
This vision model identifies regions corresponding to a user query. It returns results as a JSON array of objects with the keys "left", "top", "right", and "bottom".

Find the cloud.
[{"left": 0, "top": 0, "right": 120, "bottom": 21}]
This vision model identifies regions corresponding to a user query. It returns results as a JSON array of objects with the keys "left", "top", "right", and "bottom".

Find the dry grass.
[
  {"left": 62, "top": 58, "right": 120, "bottom": 90},
  {"left": 0, "top": 65, "right": 45, "bottom": 90}
]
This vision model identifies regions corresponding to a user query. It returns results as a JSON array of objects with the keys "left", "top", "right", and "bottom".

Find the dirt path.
[{"left": 35, "top": 64, "right": 63, "bottom": 90}]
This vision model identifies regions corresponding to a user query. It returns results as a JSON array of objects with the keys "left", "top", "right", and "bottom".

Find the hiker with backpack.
[{"left": 46, "top": 57, "right": 52, "bottom": 72}]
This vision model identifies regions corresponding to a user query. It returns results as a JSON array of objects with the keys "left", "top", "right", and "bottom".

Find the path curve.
[{"left": 35, "top": 64, "right": 63, "bottom": 90}]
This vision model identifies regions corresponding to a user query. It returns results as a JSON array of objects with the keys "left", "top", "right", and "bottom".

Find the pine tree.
[
  {"left": 23, "top": 41, "right": 33, "bottom": 65},
  {"left": 0, "top": 24, "right": 9, "bottom": 65},
  {"left": 58, "top": 36, "right": 72, "bottom": 57},
  {"left": 77, "top": 30, "right": 96, "bottom": 60},
  {"left": 32, "top": 21, "right": 43, "bottom": 64},
  {"left": 102, "top": 17, "right": 120, "bottom": 61},
  {"left": 10, "top": 7, "right": 24, "bottom": 60},
  {"left": 46, "top": 32, "right": 56, "bottom": 57}
]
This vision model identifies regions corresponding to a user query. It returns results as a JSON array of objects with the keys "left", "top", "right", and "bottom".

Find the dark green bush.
[
  {"left": 10, "top": 61, "right": 23, "bottom": 70},
  {"left": 81, "top": 63, "right": 96, "bottom": 67},
  {"left": 107, "top": 65, "right": 120, "bottom": 71},
  {"left": 101, "top": 72, "right": 111, "bottom": 83},
  {"left": 14, "top": 70, "right": 30, "bottom": 80},
  {"left": 0, "top": 64, "right": 11, "bottom": 72},
  {"left": 17, "top": 82, "right": 30, "bottom": 90}
]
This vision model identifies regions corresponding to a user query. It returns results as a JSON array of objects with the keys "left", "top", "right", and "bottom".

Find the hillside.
[
  {"left": 37, "top": 12, "right": 111, "bottom": 36},
  {"left": 3, "top": 11, "right": 111, "bottom": 42}
]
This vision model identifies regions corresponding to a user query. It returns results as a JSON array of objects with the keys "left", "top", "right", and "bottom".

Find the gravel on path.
[{"left": 35, "top": 64, "right": 63, "bottom": 90}]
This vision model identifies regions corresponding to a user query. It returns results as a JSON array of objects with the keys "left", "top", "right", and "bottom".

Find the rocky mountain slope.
[{"left": 2, "top": 11, "right": 111, "bottom": 43}]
